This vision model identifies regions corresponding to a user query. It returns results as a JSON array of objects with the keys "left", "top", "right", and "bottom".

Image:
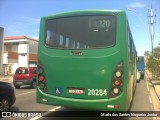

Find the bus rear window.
[{"left": 45, "top": 15, "right": 116, "bottom": 49}]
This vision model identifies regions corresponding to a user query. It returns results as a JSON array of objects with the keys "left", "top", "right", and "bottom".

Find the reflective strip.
[
  {"left": 42, "top": 99, "right": 47, "bottom": 102},
  {"left": 107, "top": 105, "right": 114, "bottom": 108}
]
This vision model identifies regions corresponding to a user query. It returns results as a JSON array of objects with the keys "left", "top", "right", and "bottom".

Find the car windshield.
[
  {"left": 45, "top": 15, "right": 116, "bottom": 49},
  {"left": 15, "top": 68, "right": 28, "bottom": 74}
]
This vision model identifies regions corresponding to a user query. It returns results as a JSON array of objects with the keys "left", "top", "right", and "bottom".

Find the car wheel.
[
  {"left": 31, "top": 80, "right": 36, "bottom": 89},
  {"left": 0, "top": 96, "right": 10, "bottom": 112},
  {"left": 15, "top": 85, "right": 20, "bottom": 89}
]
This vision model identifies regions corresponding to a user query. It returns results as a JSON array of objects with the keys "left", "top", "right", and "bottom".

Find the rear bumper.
[
  {"left": 13, "top": 79, "right": 33, "bottom": 86},
  {"left": 37, "top": 88, "right": 128, "bottom": 111}
]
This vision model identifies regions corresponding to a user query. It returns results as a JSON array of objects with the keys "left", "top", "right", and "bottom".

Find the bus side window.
[{"left": 46, "top": 30, "right": 57, "bottom": 47}]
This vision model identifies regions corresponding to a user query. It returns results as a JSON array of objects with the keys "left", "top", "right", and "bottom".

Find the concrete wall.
[{"left": 3, "top": 36, "right": 38, "bottom": 75}]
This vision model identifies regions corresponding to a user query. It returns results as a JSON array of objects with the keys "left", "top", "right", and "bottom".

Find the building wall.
[
  {"left": 29, "top": 53, "right": 37, "bottom": 61},
  {"left": 8, "top": 51, "right": 18, "bottom": 59},
  {"left": 29, "top": 42, "right": 38, "bottom": 54},
  {"left": 2, "top": 36, "right": 38, "bottom": 75}
]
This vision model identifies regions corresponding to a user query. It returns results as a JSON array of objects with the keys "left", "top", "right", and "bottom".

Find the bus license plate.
[{"left": 68, "top": 88, "right": 84, "bottom": 94}]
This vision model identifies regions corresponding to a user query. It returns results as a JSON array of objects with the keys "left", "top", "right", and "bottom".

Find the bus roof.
[{"left": 42, "top": 10, "right": 125, "bottom": 19}]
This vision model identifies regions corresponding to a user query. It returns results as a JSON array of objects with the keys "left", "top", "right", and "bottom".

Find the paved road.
[
  {"left": 12, "top": 86, "right": 55, "bottom": 111},
  {"left": 130, "top": 80, "right": 154, "bottom": 111},
  {"left": 38, "top": 80, "right": 156, "bottom": 120},
  {"left": 0, "top": 79, "right": 158, "bottom": 120},
  {"left": 1, "top": 85, "right": 57, "bottom": 120}
]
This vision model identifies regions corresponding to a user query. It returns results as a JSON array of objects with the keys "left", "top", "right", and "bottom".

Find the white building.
[{"left": 3, "top": 36, "right": 38, "bottom": 75}]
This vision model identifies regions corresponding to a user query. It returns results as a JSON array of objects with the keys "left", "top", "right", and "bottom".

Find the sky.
[{"left": 0, "top": 0, "right": 160, "bottom": 56}]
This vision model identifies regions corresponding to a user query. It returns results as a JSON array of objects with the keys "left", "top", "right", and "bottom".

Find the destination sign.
[{"left": 89, "top": 17, "right": 112, "bottom": 30}]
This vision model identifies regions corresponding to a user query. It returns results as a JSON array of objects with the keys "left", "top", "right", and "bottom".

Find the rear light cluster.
[
  {"left": 109, "top": 61, "right": 124, "bottom": 98},
  {"left": 38, "top": 64, "right": 47, "bottom": 93}
]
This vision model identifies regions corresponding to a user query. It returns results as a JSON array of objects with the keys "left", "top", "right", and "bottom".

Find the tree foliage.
[{"left": 146, "top": 47, "right": 160, "bottom": 77}]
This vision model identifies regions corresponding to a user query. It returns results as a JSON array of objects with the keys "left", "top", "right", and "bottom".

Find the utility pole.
[
  {"left": 148, "top": 4, "right": 156, "bottom": 54},
  {"left": 148, "top": 4, "right": 156, "bottom": 79}
]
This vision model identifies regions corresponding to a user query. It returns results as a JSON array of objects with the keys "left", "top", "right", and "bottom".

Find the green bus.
[{"left": 37, "top": 10, "right": 137, "bottom": 111}]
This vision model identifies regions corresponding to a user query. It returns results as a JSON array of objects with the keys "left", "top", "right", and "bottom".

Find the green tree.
[
  {"left": 146, "top": 47, "right": 160, "bottom": 77},
  {"left": 144, "top": 51, "right": 150, "bottom": 56}
]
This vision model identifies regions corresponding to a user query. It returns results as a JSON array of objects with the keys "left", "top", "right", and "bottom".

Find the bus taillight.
[
  {"left": 109, "top": 61, "right": 124, "bottom": 98},
  {"left": 38, "top": 63, "right": 47, "bottom": 93},
  {"left": 114, "top": 79, "right": 120, "bottom": 86},
  {"left": 39, "top": 76, "right": 44, "bottom": 81}
]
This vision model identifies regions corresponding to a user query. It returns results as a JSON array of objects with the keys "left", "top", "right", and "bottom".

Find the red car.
[{"left": 13, "top": 67, "right": 37, "bottom": 89}]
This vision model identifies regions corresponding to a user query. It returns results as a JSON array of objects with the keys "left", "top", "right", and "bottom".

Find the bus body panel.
[
  {"left": 39, "top": 49, "right": 121, "bottom": 99},
  {"left": 37, "top": 88, "right": 128, "bottom": 111},
  {"left": 37, "top": 10, "right": 136, "bottom": 111}
]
